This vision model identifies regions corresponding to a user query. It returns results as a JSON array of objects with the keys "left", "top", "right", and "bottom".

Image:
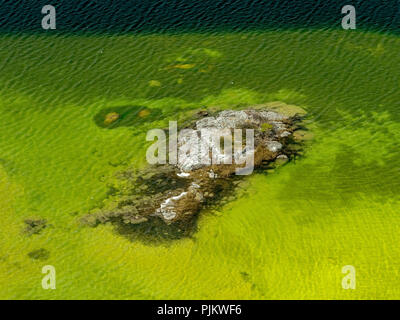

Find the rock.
[
  {"left": 276, "top": 154, "right": 289, "bottom": 165},
  {"left": 265, "top": 141, "right": 283, "bottom": 152},
  {"left": 177, "top": 172, "right": 190, "bottom": 178},
  {"left": 23, "top": 218, "right": 47, "bottom": 236},
  {"left": 196, "top": 110, "right": 209, "bottom": 117},
  {"left": 194, "top": 192, "right": 204, "bottom": 202},
  {"left": 156, "top": 191, "right": 188, "bottom": 221},
  {"left": 177, "top": 109, "right": 295, "bottom": 173},
  {"left": 104, "top": 112, "right": 120, "bottom": 125},
  {"left": 208, "top": 170, "right": 217, "bottom": 179},
  {"left": 138, "top": 109, "right": 151, "bottom": 118},
  {"left": 280, "top": 131, "right": 291, "bottom": 137}
]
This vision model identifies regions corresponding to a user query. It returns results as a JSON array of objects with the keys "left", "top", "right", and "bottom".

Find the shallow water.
[{"left": 0, "top": 28, "right": 399, "bottom": 299}]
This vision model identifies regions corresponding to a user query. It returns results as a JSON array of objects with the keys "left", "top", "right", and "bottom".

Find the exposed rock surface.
[
  {"left": 23, "top": 218, "right": 47, "bottom": 236},
  {"left": 83, "top": 103, "right": 310, "bottom": 233}
]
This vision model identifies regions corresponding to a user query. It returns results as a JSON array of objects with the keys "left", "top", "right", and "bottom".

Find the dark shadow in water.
[
  {"left": 93, "top": 105, "right": 163, "bottom": 129},
  {"left": 85, "top": 171, "right": 243, "bottom": 245},
  {"left": 120, "top": 182, "right": 241, "bottom": 245},
  {"left": 113, "top": 217, "right": 198, "bottom": 244},
  {"left": 0, "top": 158, "right": 17, "bottom": 176},
  {"left": 1, "top": 0, "right": 399, "bottom": 36},
  {"left": 27, "top": 248, "right": 50, "bottom": 261},
  {"left": 275, "top": 143, "right": 400, "bottom": 226},
  {"left": 108, "top": 190, "right": 239, "bottom": 245},
  {"left": 329, "top": 145, "right": 400, "bottom": 204}
]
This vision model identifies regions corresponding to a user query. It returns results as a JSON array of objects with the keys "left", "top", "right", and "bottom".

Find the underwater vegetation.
[{"left": 94, "top": 105, "right": 163, "bottom": 129}]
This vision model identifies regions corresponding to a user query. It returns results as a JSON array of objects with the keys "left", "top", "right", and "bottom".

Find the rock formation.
[{"left": 83, "top": 102, "right": 310, "bottom": 233}]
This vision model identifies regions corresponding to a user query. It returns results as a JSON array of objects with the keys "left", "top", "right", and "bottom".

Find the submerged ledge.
[{"left": 82, "top": 102, "right": 311, "bottom": 239}]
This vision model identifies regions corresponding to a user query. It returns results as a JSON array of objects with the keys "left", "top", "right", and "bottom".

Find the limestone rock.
[{"left": 84, "top": 103, "right": 309, "bottom": 229}]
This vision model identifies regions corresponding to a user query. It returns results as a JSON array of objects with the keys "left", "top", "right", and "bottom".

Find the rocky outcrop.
[
  {"left": 23, "top": 218, "right": 47, "bottom": 236},
  {"left": 83, "top": 103, "right": 310, "bottom": 232}
]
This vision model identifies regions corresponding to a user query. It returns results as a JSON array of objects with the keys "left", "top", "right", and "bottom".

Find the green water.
[{"left": 0, "top": 29, "right": 399, "bottom": 299}]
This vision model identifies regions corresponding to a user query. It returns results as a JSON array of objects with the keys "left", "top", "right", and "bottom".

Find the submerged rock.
[
  {"left": 83, "top": 103, "right": 310, "bottom": 233},
  {"left": 27, "top": 248, "right": 50, "bottom": 261},
  {"left": 104, "top": 112, "right": 120, "bottom": 125},
  {"left": 23, "top": 218, "right": 47, "bottom": 236}
]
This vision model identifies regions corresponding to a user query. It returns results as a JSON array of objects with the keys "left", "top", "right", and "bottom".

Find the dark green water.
[{"left": 2, "top": 0, "right": 400, "bottom": 35}]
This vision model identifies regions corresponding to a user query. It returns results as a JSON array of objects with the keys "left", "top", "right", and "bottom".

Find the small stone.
[
  {"left": 276, "top": 154, "right": 289, "bottom": 165},
  {"left": 177, "top": 172, "right": 190, "bottom": 178},
  {"left": 208, "top": 170, "right": 217, "bottom": 179},
  {"left": 194, "top": 192, "right": 204, "bottom": 202},
  {"left": 138, "top": 109, "right": 151, "bottom": 118},
  {"left": 280, "top": 131, "right": 291, "bottom": 137},
  {"left": 104, "top": 112, "right": 120, "bottom": 125}
]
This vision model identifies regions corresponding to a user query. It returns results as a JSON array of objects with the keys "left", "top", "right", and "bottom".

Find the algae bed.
[{"left": 0, "top": 28, "right": 399, "bottom": 299}]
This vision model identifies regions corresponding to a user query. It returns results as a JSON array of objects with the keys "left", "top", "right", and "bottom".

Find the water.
[{"left": 0, "top": 2, "right": 399, "bottom": 299}]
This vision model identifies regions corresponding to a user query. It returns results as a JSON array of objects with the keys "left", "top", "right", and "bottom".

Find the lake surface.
[{"left": 0, "top": 1, "right": 399, "bottom": 299}]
